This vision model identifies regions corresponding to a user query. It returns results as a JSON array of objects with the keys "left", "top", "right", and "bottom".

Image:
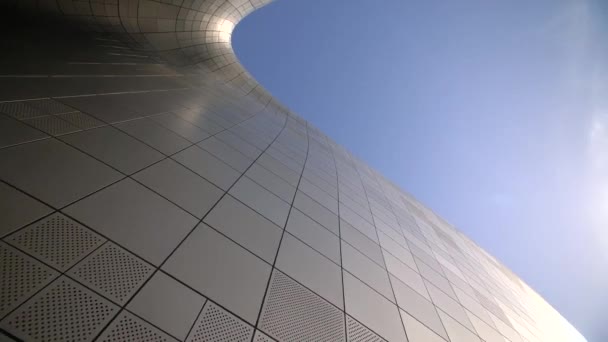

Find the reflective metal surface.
[{"left": 0, "top": 1, "right": 584, "bottom": 341}]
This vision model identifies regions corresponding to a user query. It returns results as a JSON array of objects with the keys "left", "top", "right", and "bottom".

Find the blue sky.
[{"left": 233, "top": 0, "right": 608, "bottom": 340}]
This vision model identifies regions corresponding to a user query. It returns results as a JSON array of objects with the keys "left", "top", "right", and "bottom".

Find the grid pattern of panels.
[
  {"left": 346, "top": 315, "right": 387, "bottom": 342},
  {"left": 0, "top": 1, "right": 585, "bottom": 342},
  {"left": 6, "top": 213, "right": 105, "bottom": 271},
  {"left": 0, "top": 243, "right": 58, "bottom": 318},
  {"left": 187, "top": 302, "right": 254, "bottom": 342},
  {"left": 254, "top": 330, "right": 276, "bottom": 342},
  {"left": 0, "top": 277, "right": 118, "bottom": 341},
  {"left": 98, "top": 311, "right": 178, "bottom": 342},
  {"left": 259, "top": 271, "right": 346, "bottom": 342},
  {"left": 68, "top": 243, "right": 155, "bottom": 304}
]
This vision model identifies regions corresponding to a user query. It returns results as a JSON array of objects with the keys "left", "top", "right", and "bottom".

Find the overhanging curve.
[{"left": 8, "top": 0, "right": 281, "bottom": 111}]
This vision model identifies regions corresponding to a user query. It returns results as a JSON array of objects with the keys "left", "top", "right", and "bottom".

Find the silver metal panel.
[
  {"left": 204, "top": 195, "right": 282, "bottom": 263},
  {"left": 259, "top": 270, "right": 346, "bottom": 342},
  {"left": 343, "top": 272, "right": 407, "bottom": 342},
  {"left": 128, "top": 272, "right": 206, "bottom": 340},
  {"left": 275, "top": 233, "right": 343, "bottom": 309},
  {"left": 6, "top": 213, "right": 106, "bottom": 271},
  {"left": 60, "top": 126, "right": 164, "bottom": 175},
  {"left": 0, "top": 277, "right": 118, "bottom": 341},
  {"left": 64, "top": 178, "right": 198, "bottom": 266},
  {"left": 0, "top": 183, "right": 51, "bottom": 237},
  {"left": 98, "top": 311, "right": 179, "bottom": 342},
  {"left": 0, "top": 243, "right": 58, "bottom": 318},
  {"left": 133, "top": 158, "right": 224, "bottom": 219},
  {"left": 186, "top": 301, "right": 254, "bottom": 342},
  {"left": 68, "top": 243, "right": 155, "bottom": 305},
  {"left": 346, "top": 315, "right": 386, "bottom": 342},
  {"left": 162, "top": 223, "right": 272, "bottom": 324},
  {"left": 0, "top": 139, "right": 123, "bottom": 208}
]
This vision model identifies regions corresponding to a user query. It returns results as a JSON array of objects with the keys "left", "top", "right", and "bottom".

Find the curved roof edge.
[{"left": 19, "top": 0, "right": 286, "bottom": 114}]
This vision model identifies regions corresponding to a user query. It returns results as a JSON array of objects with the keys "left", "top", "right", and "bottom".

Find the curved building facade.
[{"left": 0, "top": 1, "right": 585, "bottom": 341}]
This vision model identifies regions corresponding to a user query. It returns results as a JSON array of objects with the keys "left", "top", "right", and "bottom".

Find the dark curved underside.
[
  {"left": 0, "top": 1, "right": 585, "bottom": 342},
  {"left": 1, "top": 0, "right": 279, "bottom": 110}
]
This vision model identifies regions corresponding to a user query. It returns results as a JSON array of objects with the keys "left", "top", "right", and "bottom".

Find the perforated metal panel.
[
  {"left": 0, "top": 243, "right": 57, "bottom": 318},
  {"left": 187, "top": 302, "right": 254, "bottom": 342},
  {"left": 98, "top": 311, "right": 178, "bottom": 342},
  {"left": 27, "top": 99, "right": 74, "bottom": 115},
  {"left": 0, "top": 101, "right": 45, "bottom": 119},
  {"left": 0, "top": 277, "right": 118, "bottom": 341},
  {"left": 7, "top": 213, "right": 105, "bottom": 271},
  {"left": 254, "top": 331, "right": 275, "bottom": 342},
  {"left": 259, "top": 271, "right": 346, "bottom": 342},
  {"left": 68, "top": 243, "right": 154, "bottom": 304},
  {"left": 24, "top": 116, "right": 80, "bottom": 136},
  {"left": 346, "top": 315, "right": 386, "bottom": 342},
  {"left": 57, "top": 111, "right": 105, "bottom": 129}
]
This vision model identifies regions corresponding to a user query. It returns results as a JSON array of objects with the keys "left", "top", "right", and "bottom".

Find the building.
[{"left": 0, "top": 0, "right": 586, "bottom": 341}]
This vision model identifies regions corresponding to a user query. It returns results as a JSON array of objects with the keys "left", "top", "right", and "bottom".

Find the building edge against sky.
[{"left": 0, "top": 0, "right": 587, "bottom": 341}]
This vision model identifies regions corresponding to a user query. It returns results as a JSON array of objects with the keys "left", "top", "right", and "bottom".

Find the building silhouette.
[{"left": 0, "top": 1, "right": 585, "bottom": 341}]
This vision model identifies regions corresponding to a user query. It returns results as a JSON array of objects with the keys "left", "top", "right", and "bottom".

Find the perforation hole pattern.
[
  {"left": 7, "top": 213, "right": 105, "bottom": 271},
  {"left": 346, "top": 315, "right": 386, "bottom": 342},
  {"left": 58, "top": 111, "right": 105, "bottom": 129},
  {"left": 0, "top": 243, "right": 57, "bottom": 317},
  {"left": 254, "top": 331, "right": 275, "bottom": 342},
  {"left": 27, "top": 99, "right": 75, "bottom": 115},
  {"left": 69, "top": 243, "right": 154, "bottom": 304},
  {"left": 187, "top": 302, "right": 253, "bottom": 342},
  {"left": 98, "top": 311, "right": 177, "bottom": 342},
  {"left": 1, "top": 277, "right": 117, "bottom": 341},
  {"left": 0, "top": 101, "right": 45, "bottom": 119},
  {"left": 259, "top": 271, "right": 346, "bottom": 342},
  {"left": 24, "top": 116, "right": 80, "bottom": 136}
]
